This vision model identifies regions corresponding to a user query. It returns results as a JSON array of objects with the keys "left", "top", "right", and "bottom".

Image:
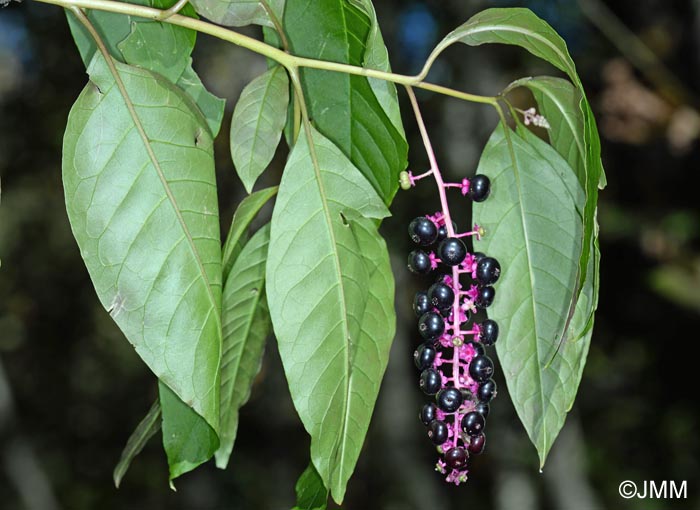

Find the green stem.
[
  {"left": 259, "top": 0, "right": 289, "bottom": 51},
  {"left": 31, "top": 0, "right": 498, "bottom": 107}
]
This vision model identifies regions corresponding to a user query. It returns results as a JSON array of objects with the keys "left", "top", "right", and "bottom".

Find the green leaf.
[
  {"left": 176, "top": 60, "right": 226, "bottom": 137},
  {"left": 222, "top": 186, "right": 278, "bottom": 280},
  {"left": 472, "top": 123, "right": 585, "bottom": 466},
  {"left": 215, "top": 225, "right": 272, "bottom": 468},
  {"left": 62, "top": 55, "right": 222, "bottom": 475},
  {"left": 159, "top": 383, "right": 219, "bottom": 481},
  {"left": 293, "top": 463, "right": 328, "bottom": 510},
  {"left": 266, "top": 125, "right": 394, "bottom": 503},
  {"left": 352, "top": 0, "right": 405, "bottom": 139},
  {"left": 113, "top": 400, "right": 161, "bottom": 488},
  {"left": 66, "top": 0, "right": 197, "bottom": 68},
  {"left": 189, "top": 0, "right": 284, "bottom": 28},
  {"left": 230, "top": 66, "right": 289, "bottom": 193},
  {"left": 283, "top": 0, "right": 408, "bottom": 203},
  {"left": 426, "top": 7, "right": 604, "bottom": 304}
]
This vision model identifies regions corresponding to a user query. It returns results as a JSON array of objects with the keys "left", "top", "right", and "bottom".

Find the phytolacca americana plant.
[{"left": 402, "top": 88, "right": 502, "bottom": 484}]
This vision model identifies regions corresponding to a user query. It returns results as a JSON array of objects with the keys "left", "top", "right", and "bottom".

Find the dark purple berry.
[
  {"left": 414, "top": 342, "right": 437, "bottom": 370},
  {"left": 418, "top": 311, "right": 444, "bottom": 340},
  {"left": 477, "top": 379, "right": 497, "bottom": 402},
  {"left": 468, "top": 433, "right": 486, "bottom": 455},
  {"left": 469, "top": 355, "right": 494, "bottom": 383},
  {"left": 444, "top": 446, "right": 469, "bottom": 470},
  {"left": 436, "top": 221, "right": 457, "bottom": 242},
  {"left": 438, "top": 237, "right": 467, "bottom": 266},
  {"left": 428, "top": 282, "right": 454, "bottom": 311},
  {"left": 408, "top": 250, "right": 432, "bottom": 274},
  {"left": 419, "top": 368, "right": 442, "bottom": 395},
  {"left": 466, "top": 340, "right": 485, "bottom": 356},
  {"left": 476, "top": 286, "right": 495, "bottom": 308},
  {"left": 428, "top": 419, "right": 449, "bottom": 445},
  {"left": 420, "top": 403, "right": 437, "bottom": 426},
  {"left": 408, "top": 217, "right": 438, "bottom": 246},
  {"left": 436, "top": 387, "right": 463, "bottom": 413},
  {"left": 469, "top": 175, "right": 491, "bottom": 202},
  {"left": 476, "top": 257, "right": 501, "bottom": 285},
  {"left": 413, "top": 291, "right": 431, "bottom": 317},
  {"left": 474, "top": 401, "right": 490, "bottom": 418},
  {"left": 461, "top": 411, "right": 486, "bottom": 436},
  {"left": 472, "top": 252, "right": 486, "bottom": 263},
  {"left": 479, "top": 319, "right": 499, "bottom": 346}
]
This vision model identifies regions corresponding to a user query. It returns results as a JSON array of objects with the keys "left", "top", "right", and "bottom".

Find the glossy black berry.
[
  {"left": 468, "top": 433, "right": 486, "bottom": 455},
  {"left": 419, "top": 368, "right": 442, "bottom": 395},
  {"left": 418, "top": 311, "right": 445, "bottom": 340},
  {"left": 408, "top": 217, "right": 438, "bottom": 246},
  {"left": 419, "top": 403, "right": 437, "bottom": 426},
  {"left": 469, "top": 175, "right": 491, "bottom": 202},
  {"left": 477, "top": 379, "right": 497, "bottom": 402},
  {"left": 474, "top": 401, "right": 490, "bottom": 418},
  {"left": 414, "top": 342, "right": 437, "bottom": 370},
  {"left": 436, "top": 387, "right": 463, "bottom": 413},
  {"left": 461, "top": 411, "right": 486, "bottom": 436},
  {"left": 472, "top": 252, "right": 486, "bottom": 263},
  {"left": 428, "top": 282, "right": 454, "bottom": 311},
  {"left": 476, "top": 286, "right": 496, "bottom": 308},
  {"left": 413, "top": 291, "right": 431, "bottom": 317},
  {"left": 428, "top": 419, "right": 449, "bottom": 445},
  {"left": 476, "top": 257, "right": 501, "bottom": 285},
  {"left": 479, "top": 319, "right": 499, "bottom": 346},
  {"left": 436, "top": 221, "right": 457, "bottom": 242},
  {"left": 466, "top": 340, "right": 485, "bottom": 356},
  {"left": 407, "top": 250, "right": 432, "bottom": 274},
  {"left": 469, "top": 355, "right": 494, "bottom": 383},
  {"left": 437, "top": 237, "right": 467, "bottom": 266},
  {"left": 444, "top": 446, "right": 469, "bottom": 470}
]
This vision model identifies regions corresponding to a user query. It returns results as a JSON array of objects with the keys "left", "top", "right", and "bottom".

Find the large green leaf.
[
  {"left": 293, "top": 463, "right": 328, "bottom": 510},
  {"left": 472, "top": 123, "right": 585, "bottom": 466},
  {"left": 215, "top": 225, "right": 271, "bottom": 468},
  {"left": 266, "top": 125, "right": 393, "bottom": 503},
  {"left": 424, "top": 7, "right": 603, "bottom": 300},
  {"left": 230, "top": 66, "right": 289, "bottom": 193},
  {"left": 176, "top": 60, "right": 226, "bottom": 137},
  {"left": 189, "top": 0, "right": 284, "bottom": 28},
  {"left": 113, "top": 400, "right": 161, "bottom": 488},
  {"left": 63, "top": 56, "right": 222, "bottom": 475},
  {"left": 221, "top": 186, "right": 278, "bottom": 280},
  {"left": 283, "top": 0, "right": 408, "bottom": 203}
]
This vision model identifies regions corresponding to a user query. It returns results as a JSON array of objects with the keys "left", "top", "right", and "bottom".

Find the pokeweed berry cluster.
[{"left": 403, "top": 170, "right": 502, "bottom": 485}]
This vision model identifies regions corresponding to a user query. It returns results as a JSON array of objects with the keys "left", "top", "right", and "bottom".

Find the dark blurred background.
[{"left": 1, "top": 1, "right": 699, "bottom": 509}]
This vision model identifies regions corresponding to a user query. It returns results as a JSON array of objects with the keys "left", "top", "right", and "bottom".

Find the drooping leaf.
[
  {"left": 176, "top": 61, "right": 226, "bottom": 137},
  {"left": 160, "top": 382, "right": 219, "bottom": 481},
  {"left": 189, "top": 0, "right": 284, "bottom": 28},
  {"left": 266, "top": 125, "right": 393, "bottom": 502},
  {"left": 215, "top": 225, "right": 271, "bottom": 468},
  {"left": 221, "top": 186, "right": 278, "bottom": 280},
  {"left": 63, "top": 56, "right": 222, "bottom": 478},
  {"left": 283, "top": 0, "right": 408, "bottom": 203},
  {"left": 472, "top": 123, "right": 585, "bottom": 466},
  {"left": 293, "top": 463, "right": 328, "bottom": 510},
  {"left": 113, "top": 400, "right": 161, "bottom": 488},
  {"left": 425, "top": 7, "right": 604, "bottom": 301},
  {"left": 230, "top": 66, "right": 289, "bottom": 193},
  {"left": 352, "top": 0, "right": 405, "bottom": 138}
]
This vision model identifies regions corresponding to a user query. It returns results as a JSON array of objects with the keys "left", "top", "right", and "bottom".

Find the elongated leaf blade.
[
  {"left": 293, "top": 463, "right": 328, "bottom": 510},
  {"left": 176, "top": 60, "right": 226, "bottom": 137},
  {"left": 266, "top": 125, "right": 392, "bottom": 503},
  {"left": 472, "top": 123, "right": 585, "bottom": 466},
  {"left": 283, "top": 0, "right": 408, "bottom": 203},
  {"left": 113, "top": 400, "right": 161, "bottom": 488},
  {"left": 231, "top": 66, "right": 289, "bottom": 193},
  {"left": 63, "top": 54, "right": 222, "bottom": 469},
  {"left": 189, "top": 0, "right": 284, "bottom": 28},
  {"left": 215, "top": 225, "right": 271, "bottom": 467},
  {"left": 221, "top": 186, "right": 278, "bottom": 280}
]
